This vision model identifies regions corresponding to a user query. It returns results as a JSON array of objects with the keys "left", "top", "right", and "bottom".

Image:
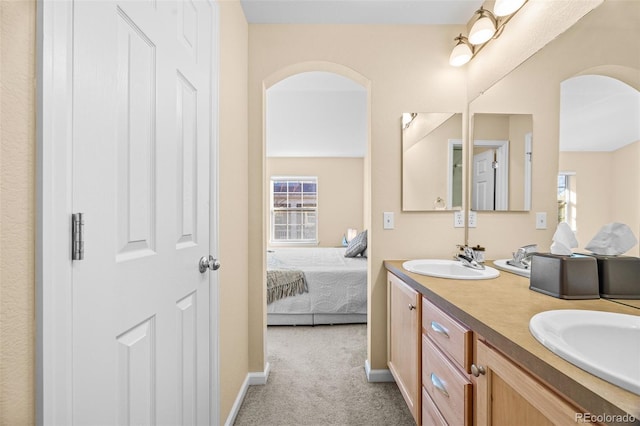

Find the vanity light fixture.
[
  {"left": 449, "top": 0, "right": 527, "bottom": 66},
  {"left": 468, "top": 8, "right": 497, "bottom": 45},
  {"left": 402, "top": 112, "right": 418, "bottom": 129},
  {"left": 449, "top": 34, "right": 474, "bottom": 67},
  {"left": 494, "top": 0, "right": 526, "bottom": 17}
]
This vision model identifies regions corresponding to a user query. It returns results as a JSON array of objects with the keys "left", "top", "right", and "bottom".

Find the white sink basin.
[
  {"left": 529, "top": 310, "right": 640, "bottom": 395},
  {"left": 402, "top": 259, "right": 500, "bottom": 280},
  {"left": 493, "top": 259, "right": 531, "bottom": 278}
]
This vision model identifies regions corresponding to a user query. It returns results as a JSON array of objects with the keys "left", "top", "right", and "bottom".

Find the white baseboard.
[
  {"left": 248, "top": 361, "right": 270, "bottom": 385},
  {"left": 365, "top": 359, "right": 395, "bottom": 382},
  {"left": 224, "top": 362, "right": 271, "bottom": 426}
]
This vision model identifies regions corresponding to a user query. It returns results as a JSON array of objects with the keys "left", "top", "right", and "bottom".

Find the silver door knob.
[{"left": 199, "top": 255, "right": 221, "bottom": 273}]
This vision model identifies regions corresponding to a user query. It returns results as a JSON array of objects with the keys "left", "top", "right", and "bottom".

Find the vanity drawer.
[
  {"left": 422, "top": 335, "right": 472, "bottom": 426},
  {"left": 422, "top": 386, "right": 447, "bottom": 426},
  {"left": 423, "top": 297, "right": 472, "bottom": 372}
]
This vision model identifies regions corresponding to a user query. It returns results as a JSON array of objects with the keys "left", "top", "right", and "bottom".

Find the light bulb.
[
  {"left": 449, "top": 41, "right": 472, "bottom": 67},
  {"left": 494, "top": 0, "right": 526, "bottom": 17},
  {"left": 469, "top": 15, "right": 496, "bottom": 45}
]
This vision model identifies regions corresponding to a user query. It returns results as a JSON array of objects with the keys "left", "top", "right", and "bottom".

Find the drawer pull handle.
[
  {"left": 431, "top": 321, "right": 450, "bottom": 338},
  {"left": 471, "top": 364, "right": 486, "bottom": 377},
  {"left": 430, "top": 373, "right": 449, "bottom": 398}
]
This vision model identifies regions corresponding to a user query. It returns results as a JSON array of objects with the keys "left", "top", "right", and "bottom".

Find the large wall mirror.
[
  {"left": 466, "top": 0, "right": 639, "bottom": 258},
  {"left": 558, "top": 75, "right": 640, "bottom": 254},
  {"left": 402, "top": 112, "right": 463, "bottom": 211},
  {"left": 471, "top": 113, "right": 532, "bottom": 211}
]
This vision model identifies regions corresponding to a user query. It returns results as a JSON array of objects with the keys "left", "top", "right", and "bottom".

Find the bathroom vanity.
[{"left": 385, "top": 260, "right": 640, "bottom": 426}]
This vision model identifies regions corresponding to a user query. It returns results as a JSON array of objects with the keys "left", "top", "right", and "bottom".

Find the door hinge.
[
  {"left": 492, "top": 161, "right": 499, "bottom": 169},
  {"left": 72, "top": 213, "right": 85, "bottom": 261}
]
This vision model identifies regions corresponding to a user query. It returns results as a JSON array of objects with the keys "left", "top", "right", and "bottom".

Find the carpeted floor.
[{"left": 233, "top": 324, "right": 415, "bottom": 426}]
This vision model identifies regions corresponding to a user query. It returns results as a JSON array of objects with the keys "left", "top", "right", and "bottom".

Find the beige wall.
[
  {"left": 467, "top": 0, "right": 640, "bottom": 259},
  {"left": 266, "top": 157, "right": 364, "bottom": 247},
  {"left": 248, "top": 24, "right": 468, "bottom": 372},
  {"left": 218, "top": 1, "right": 249, "bottom": 423},
  {"left": 560, "top": 140, "right": 640, "bottom": 256},
  {"left": 0, "top": 0, "right": 37, "bottom": 423}
]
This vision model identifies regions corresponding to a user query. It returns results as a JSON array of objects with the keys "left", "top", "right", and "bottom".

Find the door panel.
[
  {"left": 116, "top": 8, "right": 157, "bottom": 260},
  {"left": 177, "top": 72, "right": 198, "bottom": 247},
  {"left": 473, "top": 149, "right": 496, "bottom": 211},
  {"left": 71, "top": 1, "right": 214, "bottom": 424},
  {"left": 117, "top": 317, "right": 156, "bottom": 426}
]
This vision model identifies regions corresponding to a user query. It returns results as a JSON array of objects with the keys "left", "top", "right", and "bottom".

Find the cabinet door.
[
  {"left": 388, "top": 273, "right": 420, "bottom": 423},
  {"left": 474, "top": 339, "right": 583, "bottom": 426}
]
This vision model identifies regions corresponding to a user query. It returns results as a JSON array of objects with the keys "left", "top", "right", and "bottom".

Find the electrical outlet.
[
  {"left": 468, "top": 211, "right": 477, "bottom": 228},
  {"left": 536, "top": 212, "right": 547, "bottom": 229},
  {"left": 383, "top": 212, "right": 394, "bottom": 229},
  {"left": 454, "top": 211, "right": 465, "bottom": 228}
]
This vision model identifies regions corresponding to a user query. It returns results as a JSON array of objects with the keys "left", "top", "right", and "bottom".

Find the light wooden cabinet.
[
  {"left": 422, "top": 297, "right": 472, "bottom": 426},
  {"left": 387, "top": 272, "right": 421, "bottom": 424},
  {"left": 386, "top": 267, "right": 619, "bottom": 426},
  {"left": 474, "top": 337, "right": 591, "bottom": 426}
]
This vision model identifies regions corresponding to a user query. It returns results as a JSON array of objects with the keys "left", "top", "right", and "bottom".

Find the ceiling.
[
  {"left": 560, "top": 75, "right": 640, "bottom": 152},
  {"left": 240, "top": 0, "right": 483, "bottom": 25},
  {"left": 251, "top": 2, "right": 640, "bottom": 154}
]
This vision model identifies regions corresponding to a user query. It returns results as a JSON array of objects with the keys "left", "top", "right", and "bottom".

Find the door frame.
[
  {"left": 447, "top": 139, "right": 463, "bottom": 210},
  {"left": 36, "top": 1, "right": 220, "bottom": 424}
]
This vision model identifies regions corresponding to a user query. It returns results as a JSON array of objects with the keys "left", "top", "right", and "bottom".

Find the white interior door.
[
  {"left": 472, "top": 149, "right": 496, "bottom": 211},
  {"left": 70, "top": 1, "right": 216, "bottom": 424}
]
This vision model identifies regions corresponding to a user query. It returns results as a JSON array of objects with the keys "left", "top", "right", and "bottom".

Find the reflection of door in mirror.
[
  {"left": 473, "top": 149, "right": 496, "bottom": 210},
  {"left": 472, "top": 140, "right": 509, "bottom": 210},
  {"left": 559, "top": 75, "right": 640, "bottom": 255},
  {"left": 471, "top": 113, "right": 533, "bottom": 211},
  {"left": 402, "top": 112, "right": 463, "bottom": 211}
]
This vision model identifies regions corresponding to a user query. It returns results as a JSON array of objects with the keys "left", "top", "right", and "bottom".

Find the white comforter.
[{"left": 266, "top": 247, "right": 367, "bottom": 315}]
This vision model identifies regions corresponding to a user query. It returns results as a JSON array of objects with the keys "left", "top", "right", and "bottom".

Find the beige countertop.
[{"left": 384, "top": 260, "right": 640, "bottom": 425}]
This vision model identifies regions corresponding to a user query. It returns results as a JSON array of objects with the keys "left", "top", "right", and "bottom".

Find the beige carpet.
[{"left": 233, "top": 324, "right": 415, "bottom": 426}]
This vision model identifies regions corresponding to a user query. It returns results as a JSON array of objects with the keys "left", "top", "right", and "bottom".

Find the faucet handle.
[{"left": 463, "top": 246, "right": 476, "bottom": 260}]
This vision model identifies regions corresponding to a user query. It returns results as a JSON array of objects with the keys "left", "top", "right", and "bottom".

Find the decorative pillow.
[{"left": 345, "top": 230, "right": 367, "bottom": 258}]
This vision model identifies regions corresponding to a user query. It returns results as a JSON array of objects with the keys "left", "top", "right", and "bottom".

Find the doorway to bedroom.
[{"left": 264, "top": 70, "right": 369, "bottom": 328}]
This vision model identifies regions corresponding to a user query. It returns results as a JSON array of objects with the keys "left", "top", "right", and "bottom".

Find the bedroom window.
[{"left": 270, "top": 177, "right": 318, "bottom": 244}]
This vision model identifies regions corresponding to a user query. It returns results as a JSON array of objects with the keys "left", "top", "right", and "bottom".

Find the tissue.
[
  {"left": 550, "top": 222, "right": 578, "bottom": 255},
  {"left": 585, "top": 222, "right": 638, "bottom": 255}
]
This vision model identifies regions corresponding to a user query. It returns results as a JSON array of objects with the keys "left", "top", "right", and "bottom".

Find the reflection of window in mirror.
[{"left": 557, "top": 172, "right": 576, "bottom": 231}]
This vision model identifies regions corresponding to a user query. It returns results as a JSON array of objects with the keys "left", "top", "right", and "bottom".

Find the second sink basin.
[
  {"left": 493, "top": 259, "right": 531, "bottom": 278},
  {"left": 402, "top": 259, "right": 500, "bottom": 280},
  {"left": 529, "top": 309, "right": 640, "bottom": 395}
]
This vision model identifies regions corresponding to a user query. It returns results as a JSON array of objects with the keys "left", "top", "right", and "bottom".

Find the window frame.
[{"left": 269, "top": 176, "right": 319, "bottom": 245}]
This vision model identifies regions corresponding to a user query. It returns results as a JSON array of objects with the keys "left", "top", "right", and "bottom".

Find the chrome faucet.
[
  {"left": 455, "top": 245, "right": 485, "bottom": 270},
  {"left": 507, "top": 244, "right": 538, "bottom": 269}
]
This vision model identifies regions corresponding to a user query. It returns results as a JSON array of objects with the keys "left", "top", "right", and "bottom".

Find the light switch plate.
[
  {"left": 536, "top": 212, "right": 547, "bottom": 229},
  {"left": 454, "top": 211, "right": 465, "bottom": 228},
  {"left": 383, "top": 212, "right": 394, "bottom": 229}
]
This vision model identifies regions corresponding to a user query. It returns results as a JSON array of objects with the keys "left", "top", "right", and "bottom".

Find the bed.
[{"left": 266, "top": 247, "right": 368, "bottom": 325}]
